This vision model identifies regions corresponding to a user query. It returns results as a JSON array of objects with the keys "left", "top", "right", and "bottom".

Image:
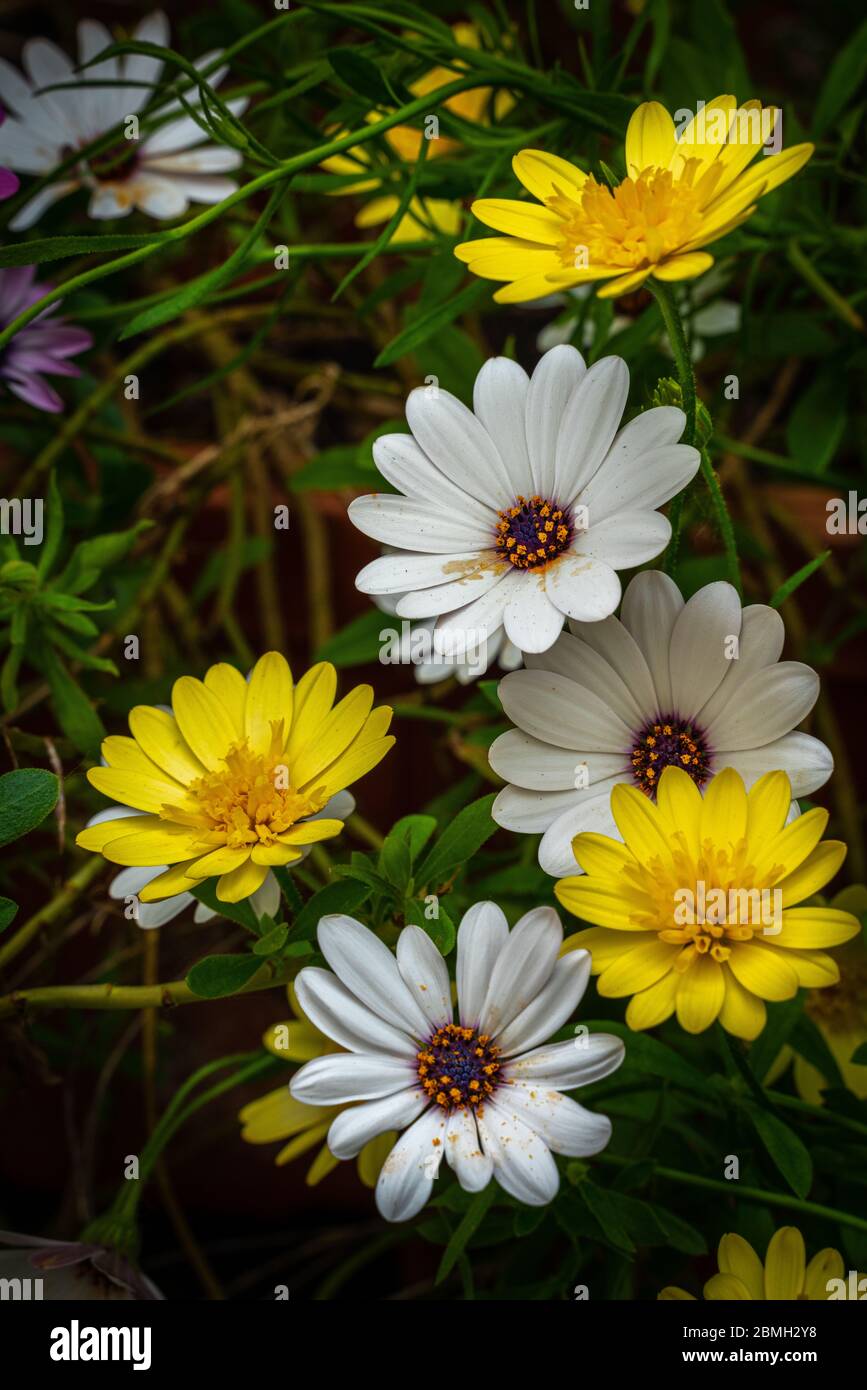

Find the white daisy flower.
[
  {"left": 289, "top": 907, "right": 624, "bottom": 1222},
  {"left": 0, "top": 11, "right": 246, "bottom": 230},
  {"left": 490, "top": 570, "right": 833, "bottom": 877},
  {"left": 349, "top": 346, "right": 700, "bottom": 658}
]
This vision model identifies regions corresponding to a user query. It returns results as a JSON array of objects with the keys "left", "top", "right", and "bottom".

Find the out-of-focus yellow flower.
[
  {"left": 660, "top": 1227, "right": 862, "bottom": 1301},
  {"left": 767, "top": 885, "right": 867, "bottom": 1103},
  {"left": 239, "top": 985, "right": 394, "bottom": 1187},
  {"left": 322, "top": 24, "right": 513, "bottom": 244},
  {"left": 556, "top": 768, "right": 860, "bottom": 1040},
  {"left": 456, "top": 94, "right": 813, "bottom": 300}
]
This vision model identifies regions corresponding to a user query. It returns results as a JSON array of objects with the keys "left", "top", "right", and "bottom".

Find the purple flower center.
[
  {"left": 630, "top": 713, "right": 712, "bottom": 796},
  {"left": 495, "top": 494, "right": 574, "bottom": 570}
]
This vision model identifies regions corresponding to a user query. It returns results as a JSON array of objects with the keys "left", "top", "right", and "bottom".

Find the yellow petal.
[
  {"left": 251, "top": 843, "right": 303, "bottom": 866},
  {"left": 560, "top": 926, "right": 632, "bottom": 970},
  {"left": 309, "top": 731, "right": 394, "bottom": 800},
  {"left": 303, "top": 1136, "right": 340, "bottom": 1182},
  {"left": 264, "top": 1020, "right": 325, "bottom": 1062},
  {"left": 804, "top": 1247, "right": 844, "bottom": 1300},
  {"left": 705, "top": 142, "right": 813, "bottom": 218},
  {"left": 186, "top": 845, "right": 250, "bottom": 878},
  {"left": 217, "top": 858, "right": 269, "bottom": 903},
  {"left": 596, "top": 269, "right": 652, "bottom": 298},
  {"left": 655, "top": 766, "right": 702, "bottom": 860},
  {"left": 172, "top": 675, "right": 239, "bottom": 770},
  {"left": 658, "top": 1286, "right": 696, "bottom": 1300},
  {"left": 204, "top": 662, "right": 248, "bottom": 736},
  {"left": 597, "top": 938, "right": 679, "bottom": 996},
  {"left": 675, "top": 953, "right": 725, "bottom": 1033},
  {"left": 728, "top": 942, "right": 799, "bottom": 1002},
  {"left": 512, "top": 148, "right": 587, "bottom": 201},
  {"left": 239, "top": 1087, "right": 323, "bottom": 1143},
  {"left": 746, "top": 770, "right": 791, "bottom": 841},
  {"left": 703, "top": 1272, "right": 753, "bottom": 1300},
  {"left": 102, "top": 824, "right": 217, "bottom": 867},
  {"left": 625, "top": 970, "right": 679, "bottom": 1030},
  {"left": 245, "top": 651, "right": 293, "bottom": 755},
  {"left": 460, "top": 238, "right": 564, "bottom": 282},
  {"left": 292, "top": 684, "right": 373, "bottom": 787},
  {"left": 281, "top": 818, "right": 344, "bottom": 845},
  {"left": 76, "top": 814, "right": 154, "bottom": 852},
  {"left": 357, "top": 1131, "right": 395, "bottom": 1188},
  {"left": 610, "top": 782, "right": 672, "bottom": 864},
  {"left": 138, "top": 860, "right": 202, "bottom": 902},
  {"left": 128, "top": 706, "right": 206, "bottom": 785},
  {"left": 555, "top": 878, "right": 646, "bottom": 930},
  {"left": 777, "top": 841, "right": 847, "bottom": 907},
  {"left": 101, "top": 735, "right": 168, "bottom": 780},
  {"left": 785, "top": 949, "right": 839, "bottom": 988},
  {"left": 776, "top": 907, "right": 860, "bottom": 950},
  {"left": 471, "top": 198, "right": 564, "bottom": 245},
  {"left": 719, "top": 969, "right": 766, "bottom": 1041},
  {"left": 752, "top": 806, "right": 829, "bottom": 882},
  {"left": 671, "top": 95, "right": 737, "bottom": 177},
  {"left": 718, "top": 1233, "right": 764, "bottom": 1299},
  {"left": 653, "top": 252, "right": 714, "bottom": 281},
  {"left": 763, "top": 1227, "right": 806, "bottom": 1300},
  {"left": 87, "top": 766, "right": 198, "bottom": 817},
  {"left": 571, "top": 831, "right": 635, "bottom": 878},
  {"left": 285, "top": 662, "right": 337, "bottom": 764},
  {"left": 700, "top": 766, "right": 747, "bottom": 846},
  {"left": 625, "top": 100, "right": 677, "bottom": 176}
]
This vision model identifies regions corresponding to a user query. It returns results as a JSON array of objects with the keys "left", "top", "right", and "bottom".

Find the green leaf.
[
  {"left": 785, "top": 370, "right": 847, "bottom": 475},
  {"left": 582, "top": 1020, "right": 709, "bottom": 1093},
  {"left": 55, "top": 521, "right": 151, "bottom": 595},
  {"left": 851, "top": 1041, "right": 867, "bottom": 1066},
  {"left": 292, "top": 878, "right": 371, "bottom": 942},
  {"left": 747, "top": 1105, "right": 813, "bottom": 1198},
  {"left": 0, "top": 767, "right": 58, "bottom": 847},
  {"left": 374, "top": 280, "right": 491, "bottom": 368},
  {"left": 813, "top": 17, "right": 867, "bottom": 135},
  {"left": 39, "top": 649, "right": 104, "bottom": 756},
  {"left": 185, "top": 953, "right": 265, "bottom": 999},
  {"left": 578, "top": 1180, "right": 636, "bottom": 1254},
  {"left": 379, "top": 814, "right": 437, "bottom": 888},
  {"left": 252, "top": 922, "right": 289, "bottom": 956},
  {"left": 0, "top": 897, "right": 18, "bottom": 932},
  {"left": 790, "top": 1013, "right": 845, "bottom": 1090},
  {"left": 190, "top": 880, "right": 260, "bottom": 933},
  {"left": 289, "top": 446, "right": 374, "bottom": 493},
  {"left": 415, "top": 793, "right": 497, "bottom": 888},
  {"left": 36, "top": 473, "right": 64, "bottom": 580},
  {"left": 769, "top": 552, "right": 830, "bottom": 610},
  {"left": 329, "top": 49, "right": 407, "bottom": 107},
  {"left": 314, "top": 609, "right": 386, "bottom": 667},
  {"left": 0, "top": 232, "right": 163, "bottom": 269},
  {"left": 404, "top": 896, "right": 456, "bottom": 956},
  {"left": 436, "top": 1184, "right": 497, "bottom": 1284}
]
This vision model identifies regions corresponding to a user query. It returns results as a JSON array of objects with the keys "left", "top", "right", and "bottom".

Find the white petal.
[
  {"left": 477, "top": 1101, "right": 560, "bottom": 1205},
  {"left": 508, "top": 1033, "right": 625, "bottom": 1089},
  {"left": 356, "top": 550, "right": 489, "bottom": 595},
  {"left": 669, "top": 581, "right": 743, "bottom": 719},
  {"left": 543, "top": 553, "right": 622, "bottom": 623},
  {"left": 503, "top": 1080, "right": 613, "bottom": 1155},
  {"left": 23, "top": 39, "right": 83, "bottom": 134},
  {"left": 144, "top": 147, "right": 242, "bottom": 174},
  {"left": 290, "top": 1053, "right": 414, "bottom": 1105},
  {"left": 7, "top": 182, "right": 77, "bottom": 230},
  {"left": 493, "top": 784, "right": 592, "bottom": 835},
  {"left": 497, "top": 950, "right": 592, "bottom": 1055},
  {"left": 697, "top": 603, "right": 786, "bottom": 728},
  {"left": 249, "top": 870, "right": 280, "bottom": 919},
  {"left": 560, "top": 616, "right": 657, "bottom": 724},
  {"left": 472, "top": 356, "right": 531, "bottom": 492},
  {"left": 707, "top": 662, "right": 819, "bottom": 752},
  {"left": 620, "top": 569, "right": 684, "bottom": 711},
  {"left": 132, "top": 175, "right": 190, "bottom": 218},
  {"left": 499, "top": 668, "right": 631, "bottom": 750},
  {"left": 375, "top": 1107, "right": 447, "bottom": 1221},
  {"left": 327, "top": 1088, "right": 428, "bottom": 1159},
  {"left": 406, "top": 385, "right": 515, "bottom": 510},
  {"left": 573, "top": 511, "right": 671, "bottom": 569},
  {"left": 370, "top": 433, "right": 493, "bottom": 526},
  {"left": 396, "top": 560, "right": 508, "bottom": 620},
  {"left": 316, "top": 914, "right": 431, "bottom": 1037},
  {"left": 538, "top": 788, "right": 624, "bottom": 877},
  {"left": 294, "top": 965, "right": 418, "bottom": 1057},
  {"left": 77, "top": 20, "right": 123, "bottom": 137},
  {"left": 582, "top": 442, "right": 699, "bottom": 523},
  {"left": 86, "top": 803, "right": 140, "bottom": 828},
  {"left": 556, "top": 354, "right": 629, "bottom": 500},
  {"left": 503, "top": 575, "right": 565, "bottom": 653},
  {"left": 348, "top": 494, "right": 490, "bottom": 553},
  {"left": 313, "top": 789, "right": 355, "bottom": 821},
  {"left": 713, "top": 731, "right": 832, "bottom": 797},
  {"left": 525, "top": 345, "right": 586, "bottom": 496},
  {"left": 480, "top": 907, "right": 563, "bottom": 1036},
  {"left": 456, "top": 901, "right": 509, "bottom": 1026},
  {"left": 433, "top": 569, "right": 520, "bottom": 645},
  {"left": 396, "top": 924, "right": 452, "bottom": 1029},
  {"left": 87, "top": 184, "right": 134, "bottom": 220},
  {"left": 444, "top": 1107, "right": 493, "bottom": 1192},
  {"left": 489, "top": 729, "right": 624, "bottom": 791}
]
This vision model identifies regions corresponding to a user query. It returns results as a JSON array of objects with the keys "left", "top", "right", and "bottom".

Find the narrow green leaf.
[
  {"left": 415, "top": 794, "right": 497, "bottom": 888},
  {"left": 374, "top": 280, "right": 491, "bottom": 367},
  {"left": 436, "top": 1184, "right": 497, "bottom": 1284},
  {"left": 769, "top": 552, "right": 831, "bottom": 609},
  {"left": 747, "top": 1105, "right": 813, "bottom": 1198}
]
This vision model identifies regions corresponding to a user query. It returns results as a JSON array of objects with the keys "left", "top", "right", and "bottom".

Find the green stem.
[
  {"left": 0, "top": 856, "right": 104, "bottom": 972},
  {"left": 787, "top": 240, "right": 865, "bottom": 333},
  {"left": 594, "top": 1154, "right": 867, "bottom": 1236},
  {"left": 648, "top": 279, "right": 696, "bottom": 446},
  {"left": 699, "top": 448, "right": 743, "bottom": 596},
  {"left": 0, "top": 74, "right": 485, "bottom": 356}
]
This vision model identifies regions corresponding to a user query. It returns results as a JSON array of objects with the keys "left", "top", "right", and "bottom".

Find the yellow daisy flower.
[
  {"left": 322, "top": 24, "right": 513, "bottom": 245},
  {"left": 239, "top": 985, "right": 394, "bottom": 1187},
  {"left": 659, "top": 1227, "right": 859, "bottom": 1301},
  {"left": 455, "top": 95, "right": 813, "bottom": 301},
  {"left": 555, "top": 766, "right": 860, "bottom": 1040},
  {"left": 75, "top": 652, "right": 393, "bottom": 905},
  {"left": 768, "top": 885, "right": 867, "bottom": 1104}
]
